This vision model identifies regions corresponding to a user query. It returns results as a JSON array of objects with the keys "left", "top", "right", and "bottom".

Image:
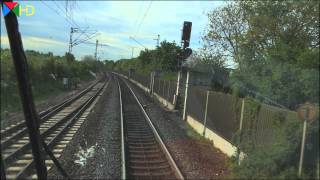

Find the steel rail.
[
  {"left": 118, "top": 77, "right": 184, "bottom": 179},
  {"left": 2, "top": 83, "right": 102, "bottom": 165},
  {"left": 2, "top": 81, "right": 107, "bottom": 179},
  {"left": 117, "top": 78, "right": 126, "bottom": 180},
  {"left": 16, "top": 81, "right": 108, "bottom": 179},
  {"left": 1, "top": 80, "right": 99, "bottom": 140}
]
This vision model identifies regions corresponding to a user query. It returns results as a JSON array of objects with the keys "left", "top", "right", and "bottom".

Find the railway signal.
[
  {"left": 175, "top": 21, "right": 193, "bottom": 110},
  {"left": 178, "top": 21, "right": 193, "bottom": 68},
  {"left": 181, "top": 21, "right": 192, "bottom": 49}
]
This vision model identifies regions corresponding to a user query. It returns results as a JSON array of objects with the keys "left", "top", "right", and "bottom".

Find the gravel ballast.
[
  {"left": 48, "top": 75, "right": 230, "bottom": 179},
  {"left": 124, "top": 78, "right": 230, "bottom": 179},
  {"left": 48, "top": 78, "right": 121, "bottom": 179}
]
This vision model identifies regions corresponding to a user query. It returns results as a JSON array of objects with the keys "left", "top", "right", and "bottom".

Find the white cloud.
[
  {"left": 1, "top": 1, "right": 226, "bottom": 60},
  {"left": 1, "top": 35, "right": 66, "bottom": 54}
]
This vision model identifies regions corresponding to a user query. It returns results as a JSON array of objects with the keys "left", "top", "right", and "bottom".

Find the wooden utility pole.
[{"left": 2, "top": 2, "right": 47, "bottom": 179}]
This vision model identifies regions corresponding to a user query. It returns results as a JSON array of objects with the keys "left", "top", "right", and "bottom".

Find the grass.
[{"left": 1, "top": 79, "right": 81, "bottom": 119}]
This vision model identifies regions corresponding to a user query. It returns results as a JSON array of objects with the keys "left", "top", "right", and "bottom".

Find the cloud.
[
  {"left": 1, "top": 35, "right": 66, "bottom": 54},
  {"left": 0, "top": 36, "right": 9, "bottom": 46},
  {"left": 1, "top": 1, "right": 226, "bottom": 60},
  {"left": 23, "top": 36, "right": 65, "bottom": 46}
]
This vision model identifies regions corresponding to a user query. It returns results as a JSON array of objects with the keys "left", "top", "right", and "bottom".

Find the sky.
[{"left": 1, "top": 1, "right": 225, "bottom": 61}]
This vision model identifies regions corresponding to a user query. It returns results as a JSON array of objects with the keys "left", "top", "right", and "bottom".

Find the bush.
[
  {"left": 230, "top": 98, "right": 319, "bottom": 179},
  {"left": 1, "top": 49, "right": 103, "bottom": 117}
]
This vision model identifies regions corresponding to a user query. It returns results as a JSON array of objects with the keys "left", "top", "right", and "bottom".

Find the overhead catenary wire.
[
  {"left": 134, "top": 1, "right": 153, "bottom": 37},
  {"left": 40, "top": 0, "right": 97, "bottom": 43},
  {"left": 39, "top": 0, "right": 79, "bottom": 29},
  {"left": 52, "top": 0, "right": 76, "bottom": 27},
  {"left": 133, "top": 2, "right": 144, "bottom": 29}
]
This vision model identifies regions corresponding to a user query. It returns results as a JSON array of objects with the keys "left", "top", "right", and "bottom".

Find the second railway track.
[
  {"left": 1, "top": 78, "right": 109, "bottom": 179},
  {"left": 117, "top": 76, "right": 184, "bottom": 180}
]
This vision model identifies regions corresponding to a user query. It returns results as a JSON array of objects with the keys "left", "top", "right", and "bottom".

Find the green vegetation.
[
  {"left": 1, "top": 49, "right": 105, "bottom": 117},
  {"left": 203, "top": 1, "right": 319, "bottom": 109},
  {"left": 230, "top": 98, "right": 319, "bottom": 179},
  {"left": 113, "top": 41, "right": 181, "bottom": 78},
  {"left": 202, "top": 1, "right": 319, "bottom": 179}
]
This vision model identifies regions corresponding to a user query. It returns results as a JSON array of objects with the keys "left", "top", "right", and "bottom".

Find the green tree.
[{"left": 204, "top": 1, "right": 319, "bottom": 108}]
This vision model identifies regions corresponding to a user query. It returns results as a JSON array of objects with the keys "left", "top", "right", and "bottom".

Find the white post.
[
  {"left": 202, "top": 91, "right": 210, "bottom": 136},
  {"left": 173, "top": 71, "right": 181, "bottom": 105},
  {"left": 317, "top": 153, "right": 319, "bottom": 180},
  {"left": 167, "top": 81, "right": 170, "bottom": 100},
  {"left": 162, "top": 80, "right": 166, "bottom": 99},
  {"left": 182, "top": 71, "right": 190, "bottom": 121},
  {"left": 238, "top": 99, "right": 245, "bottom": 165},
  {"left": 298, "top": 120, "right": 308, "bottom": 178},
  {"left": 150, "top": 72, "right": 154, "bottom": 94}
]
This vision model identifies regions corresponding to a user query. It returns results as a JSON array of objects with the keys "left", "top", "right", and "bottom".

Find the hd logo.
[{"left": 2, "top": 1, "right": 35, "bottom": 17}]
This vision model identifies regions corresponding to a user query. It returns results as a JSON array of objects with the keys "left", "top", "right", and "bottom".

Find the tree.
[
  {"left": 203, "top": 1, "right": 319, "bottom": 108},
  {"left": 113, "top": 41, "right": 181, "bottom": 74},
  {"left": 65, "top": 52, "right": 75, "bottom": 63},
  {"left": 203, "top": 1, "right": 319, "bottom": 178},
  {"left": 202, "top": 2, "right": 246, "bottom": 63}
]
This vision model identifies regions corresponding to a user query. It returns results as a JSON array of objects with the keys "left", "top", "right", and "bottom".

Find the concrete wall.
[{"left": 186, "top": 115, "right": 239, "bottom": 157}]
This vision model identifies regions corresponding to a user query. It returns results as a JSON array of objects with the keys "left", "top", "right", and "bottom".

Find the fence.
[
  {"left": 185, "top": 84, "right": 299, "bottom": 153},
  {"left": 206, "top": 91, "right": 242, "bottom": 143},
  {"left": 119, "top": 70, "right": 300, "bottom": 150},
  {"left": 122, "top": 72, "right": 177, "bottom": 107},
  {"left": 131, "top": 73, "right": 150, "bottom": 89},
  {"left": 240, "top": 103, "right": 299, "bottom": 148},
  {"left": 153, "top": 77, "right": 177, "bottom": 104},
  {"left": 117, "top": 70, "right": 317, "bottom": 175}
]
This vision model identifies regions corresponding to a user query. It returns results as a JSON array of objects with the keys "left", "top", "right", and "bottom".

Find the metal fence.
[
  {"left": 206, "top": 91, "right": 242, "bottom": 143},
  {"left": 185, "top": 86, "right": 299, "bottom": 146},
  {"left": 122, "top": 72, "right": 177, "bottom": 105},
  {"left": 186, "top": 86, "right": 207, "bottom": 125},
  {"left": 241, "top": 103, "right": 299, "bottom": 147},
  {"left": 153, "top": 77, "right": 177, "bottom": 104},
  {"left": 131, "top": 73, "right": 150, "bottom": 89}
]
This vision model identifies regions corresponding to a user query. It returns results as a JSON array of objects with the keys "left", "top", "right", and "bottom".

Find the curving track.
[
  {"left": 117, "top": 76, "right": 184, "bottom": 180},
  {"left": 1, "top": 78, "right": 108, "bottom": 179}
]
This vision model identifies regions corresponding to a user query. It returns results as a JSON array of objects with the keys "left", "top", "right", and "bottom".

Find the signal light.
[{"left": 181, "top": 21, "right": 192, "bottom": 49}]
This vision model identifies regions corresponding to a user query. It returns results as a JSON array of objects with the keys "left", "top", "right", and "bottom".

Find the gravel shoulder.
[
  {"left": 48, "top": 77, "right": 121, "bottom": 179},
  {"left": 124, "top": 78, "right": 231, "bottom": 179}
]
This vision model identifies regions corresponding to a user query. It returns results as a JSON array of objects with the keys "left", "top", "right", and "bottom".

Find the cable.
[
  {"left": 52, "top": 0, "right": 75, "bottom": 25},
  {"left": 130, "top": 36, "right": 147, "bottom": 49},
  {"left": 133, "top": 2, "right": 144, "bottom": 29},
  {"left": 134, "top": 1, "right": 153, "bottom": 37},
  {"left": 40, "top": 0, "right": 78, "bottom": 28}
]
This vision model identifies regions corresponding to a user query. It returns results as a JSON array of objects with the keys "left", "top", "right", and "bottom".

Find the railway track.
[
  {"left": 117, "top": 77, "right": 184, "bottom": 180},
  {"left": 1, "top": 78, "right": 108, "bottom": 179},
  {"left": 1, "top": 80, "right": 99, "bottom": 140}
]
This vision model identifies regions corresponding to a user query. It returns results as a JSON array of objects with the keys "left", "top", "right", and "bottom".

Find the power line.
[
  {"left": 129, "top": 36, "right": 147, "bottom": 49},
  {"left": 134, "top": 1, "right": 153, "bottom": 37},
  {"left": 52, "top": 0, "right": 76, "bottom": 26},
  {"left": 133, "top": 2, "right": 144, "bottom": 29},
  {"left": 39, "top": 0, "right": 78, "bottom": 28}
]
